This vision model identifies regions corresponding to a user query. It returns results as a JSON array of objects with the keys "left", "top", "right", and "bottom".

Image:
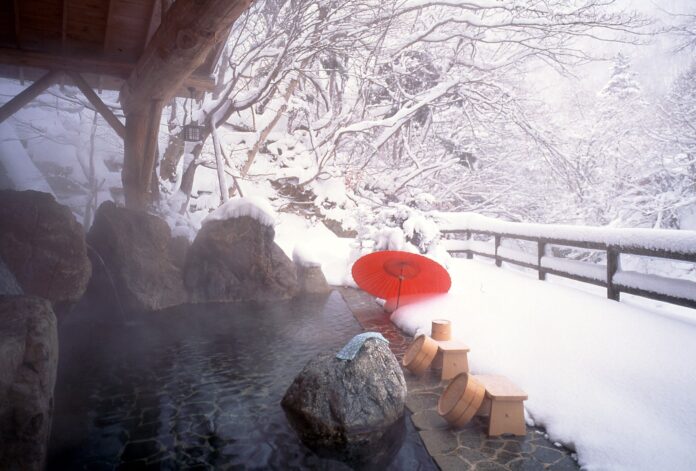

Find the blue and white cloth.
[{"left": 335, "top": 332, "right": 389, "bottom": 360}]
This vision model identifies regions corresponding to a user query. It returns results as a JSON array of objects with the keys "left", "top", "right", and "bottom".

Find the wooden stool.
[
  {"left": 434, "top": 340, "right": 470, "bottom": 380},
  {"left": 475, "top": 375, "right": 528, "bottom": 436}
]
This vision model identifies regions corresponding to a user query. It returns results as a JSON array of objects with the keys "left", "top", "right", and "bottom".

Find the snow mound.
[
  {"left": 203, "top": 196, "right": 277, "bottom": 227},
  {"left": 391, "top": 259, "right": 696, "bottom": 471},
  {"left": 293, "top": 241, "right": 323, "bottom": 267},
  {"left": 274, "top": 213, "right": 358, "bottom": 286}
]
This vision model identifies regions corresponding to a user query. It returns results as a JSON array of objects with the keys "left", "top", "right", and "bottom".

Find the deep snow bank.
[{"left": 391, "top": 259, "right": 696, "bottom": 471}]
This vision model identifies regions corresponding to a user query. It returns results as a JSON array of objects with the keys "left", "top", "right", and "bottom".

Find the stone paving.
[
  {"left": 338, "top": 287, "right": 580, "bottom": 471},
  {"left": 49, "top": 292, "right": 435, "bottom": 470}
]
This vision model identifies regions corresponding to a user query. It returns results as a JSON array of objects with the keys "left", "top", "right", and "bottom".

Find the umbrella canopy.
[{"left": 351, "top": 251, "right": 451, "bottom": 308}]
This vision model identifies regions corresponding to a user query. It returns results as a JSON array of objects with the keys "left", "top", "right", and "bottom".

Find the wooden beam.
[
  {"left": 0, "top": 70, "right": 61, "bottom": 124},
  {"left": 12, "top": 0, "right": 21, "bottom": 48},
  {"left": 144, "top": 0, "right": 161, "bottom": 49},
  {"left": 61, "top": 0, "right": 68, "bottom": 54},
  {"left": 65, "top": 70, "right": 125, "bottom": 139},
  {"left": 102, "top": 0, "right": 115, "bottom": 54},
  {"left": 0, "top": 47, "right": 132, "bottom": 77},
  {"left": 119, "top": 0, "right": 253, "bottom": 114},
  {"left": 0, "top": 47, "right": 217, "bottom": 92}
]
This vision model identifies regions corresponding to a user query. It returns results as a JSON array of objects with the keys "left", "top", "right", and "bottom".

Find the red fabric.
[{"left": 351, "top": 251, "right": 451, "bottom": 301}]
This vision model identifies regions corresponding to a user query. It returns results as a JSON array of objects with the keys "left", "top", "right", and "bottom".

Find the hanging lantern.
[
  {"left": 183, "top": 123, "right": 204, "bottom": 142},
  {"left": 182, "top": 88, "right": 205, "bottom": 142}
]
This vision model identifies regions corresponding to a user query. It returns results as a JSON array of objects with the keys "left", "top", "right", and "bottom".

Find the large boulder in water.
[
  {"left": 296, "top": 265, "right": 331, "bottom": 295},
  {"left": 0, "top": 190, "right": 91, "bottom": 314},
  {"left": 183, "top": 216, "right": 298, "bottom": 303},
  {"left": 0, "top": 295, "right": 58, "bottom": 471},
  {"left": 281, "top": 338, "right": 407, "bottom": 462},
  {"left": 86, "top": 201, "right": 185, "bottom": 312}
]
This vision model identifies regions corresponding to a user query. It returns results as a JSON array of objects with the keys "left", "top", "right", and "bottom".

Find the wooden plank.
[
  {"left": 13, "top": 0, "right": 21, "bottom": 47},
  {"left": 0, "top": 69, "right": 60, "bottom": 124},
  {"left": 616, "top": 247, "right": 696, "bottom": 263},
  {"left": 476, "top": 375, "right": 528, "bottom": 401},
  {"left": 119, "top": 0, "right": 254, "bottom": 114},
  {"left": 65, "top": 0, "right": 109, "bottom": 50},
  {"left": 615, "top": 285, "right": 696, "bottom": 310},
  {"left": 144, "top": 0, "right": 161, "bottom": 48},
  {"left": 542, "top": 268, "right": 607, "bottom": 288},
  {"left": 104, "top": 0, "right": 156, "bottom": 61},
  {"left": 0, "top": 47, "right": 216, "bottom": 92},
  {"left": 102, "top": 0, "right": 116, "bottom": 53},
  {"left": 0, "top": 46, "right": 132, "bottom": 76},
  {"left": 61, "top": 0, "right": 68, "bottom": 53},
  {"left": 18, "top": 0, "right": 63, "bottom": 51},
  {"left": 65, "top": 70, "right": 125, "bottom": 139}
]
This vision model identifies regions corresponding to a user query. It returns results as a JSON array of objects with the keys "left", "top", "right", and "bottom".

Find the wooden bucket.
[
  {"left": 438, "top": 372, "right": 485, "bottom": 428},
  {"left": 402, "top": 335, "right": 438, "bottom": 375},
  {"left": 431, "top": 319, "right": 451, "bottom": 341}
]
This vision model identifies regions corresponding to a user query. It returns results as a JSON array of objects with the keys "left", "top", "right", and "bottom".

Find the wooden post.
[
  {"left": 465, "top": 231, "right": 473, "bottom": 259},
  {"left": 0, "top": 70, "right": 60, "bottom": 124},
  {"left": 116, "top": 0, "right": 253, "bottom": 210},
  {"left": 123, "top": 100, "right": 163, "bottom": 209},
  {"left": 494, "top": 235, "right": 502, "bottom": 267},
  {"left": 607, "top": 246, "right": 620, "bottom": 301},
  {"left": 538, "top": 240, "right": 546, "bottom": 280},
  {"left": 119, "top": 0, "right": 254, "bottom": 115}
]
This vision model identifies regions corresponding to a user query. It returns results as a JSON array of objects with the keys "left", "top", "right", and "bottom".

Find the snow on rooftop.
[
  {"left": 391, "top": 259, "right": 696, "bottom": 470},
  {"left": 202, "top": 196, "right": 277, "bottom": 227},
  {"left": 434, "top": 212, "right": 696, "bottom": 255}
]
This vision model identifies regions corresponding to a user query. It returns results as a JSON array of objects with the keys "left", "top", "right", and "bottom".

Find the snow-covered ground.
[
  {"left": 271, "top": 210, "right": 696, "bottom": 470},
  {"left": 389, "top": 258, "right": 696, "bottom": 471}
]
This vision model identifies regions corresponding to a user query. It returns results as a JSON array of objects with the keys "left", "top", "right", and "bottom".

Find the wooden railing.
[{"left": 439, "top": 218, "right": 696, "bottom": 310}]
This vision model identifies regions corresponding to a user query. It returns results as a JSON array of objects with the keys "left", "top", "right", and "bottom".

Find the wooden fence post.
[
  {"left": 495, "top": 235, "right": 502, "bottom": 267},
  {"left": 465, "top": 231, "right": 473, "bottom": 259},
  {"left": 538, "top": 241, "right": 546, "bottom": 280},
  {"left": 607, "top": 246, "right": 620, "bottom": 301}
]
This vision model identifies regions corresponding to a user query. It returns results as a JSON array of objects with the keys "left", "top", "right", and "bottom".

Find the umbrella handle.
[{"left": 396, "top": 266, "right": 404, "bottom": 309}]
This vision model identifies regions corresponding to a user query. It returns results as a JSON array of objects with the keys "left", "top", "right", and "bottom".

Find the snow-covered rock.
[
  {"left": 184, "top": 216, "right": 297, "bottom": 303},
  {"left": 202, "top": 196, "right": 277, "bottom": 227}
]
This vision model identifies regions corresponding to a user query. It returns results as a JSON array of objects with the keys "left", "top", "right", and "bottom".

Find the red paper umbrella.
[{"left": 351, "top": 251, "right": 451, "bottom": 309}]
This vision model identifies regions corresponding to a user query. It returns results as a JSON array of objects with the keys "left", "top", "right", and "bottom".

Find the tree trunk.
[
  {"left": 211, "top": 125, "right": 229, "bottom": 203},
  {"left": 241, "top": 67, "right": 306, "bottom": 177}
]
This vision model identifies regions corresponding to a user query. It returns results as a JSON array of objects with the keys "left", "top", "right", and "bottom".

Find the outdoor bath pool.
[{"left": 47, "top": 291, "right": 436, "bottom": 470}]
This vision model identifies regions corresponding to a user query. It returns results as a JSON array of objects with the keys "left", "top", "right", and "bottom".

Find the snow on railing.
[{"left": 435, "top": 212, "right": 696, "bottom": 309}]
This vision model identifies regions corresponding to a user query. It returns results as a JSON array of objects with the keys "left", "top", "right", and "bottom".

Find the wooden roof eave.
[
  {"left": 119, "top": 0, "right": 252, "bottom": 115},
  {"left": 0, "top": 47, "right": 216, "bottom": 95}
]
